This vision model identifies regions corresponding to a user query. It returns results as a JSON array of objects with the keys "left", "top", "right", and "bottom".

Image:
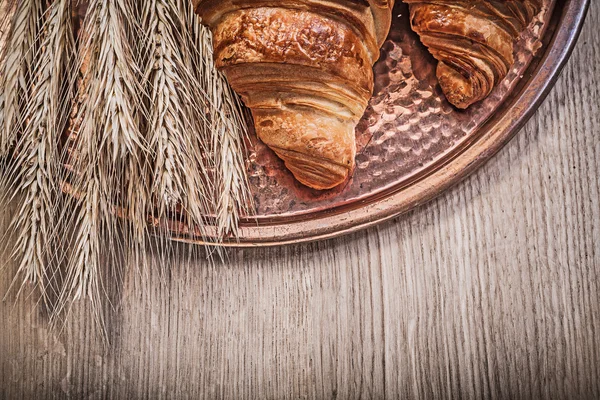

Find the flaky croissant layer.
[
  {"left": 195, "top": 0, "right": 394, "bottom": 190},
  {"left": 406, "top": 0, "right": 543, "bottom": 109}
]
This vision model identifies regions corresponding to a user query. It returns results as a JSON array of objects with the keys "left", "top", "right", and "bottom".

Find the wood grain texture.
[{"left": 1, "top": 4, "right": 599, "bottom": 399}]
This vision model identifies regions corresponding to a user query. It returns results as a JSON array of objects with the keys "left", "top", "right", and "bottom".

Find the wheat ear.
[
  {"left": 211, "top": 74, "right": 252, "bottom": 239},
  {"left": 55, "top": 0, "right": 148, "bottom": 330},
  {"left": 0, "top": 0, "right": 16, "bottom": 123},
  {"left": 178, "top": 3, "right": 253, "bottom": 240},
  {"left": 4, "top": 0, "right": 74, "bottom": 303},
  {"left": 0, "top": 0, "right": 44, "bottom": 157},
  {"left": 200, "top": 28, "right": 252, "bottom": 239},
  {"left": 0, "top": 0, "right": 17, "bottom": 62},
  {"left": 141, "top": 0, "right": 213, "bottom": 239}
]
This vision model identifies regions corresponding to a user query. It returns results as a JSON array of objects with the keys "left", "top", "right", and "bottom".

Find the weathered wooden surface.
[{"left": 1, "top": 4, "right": 599, "bottom": 400}]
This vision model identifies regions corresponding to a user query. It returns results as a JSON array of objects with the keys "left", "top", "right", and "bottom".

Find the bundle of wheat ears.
[{"left": 0, "top": 0, "right": 252, "bottom": 328}]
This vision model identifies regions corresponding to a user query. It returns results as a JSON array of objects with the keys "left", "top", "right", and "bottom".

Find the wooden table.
[{"left": 1, "top": 4, "right": 599, "bottom": 399}]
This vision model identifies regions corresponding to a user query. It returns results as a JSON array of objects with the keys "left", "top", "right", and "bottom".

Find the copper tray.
[{"left": 171, "top": 0, "right": 590, "bottom": 247}]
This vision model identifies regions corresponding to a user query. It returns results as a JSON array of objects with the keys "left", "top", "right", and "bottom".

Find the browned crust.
[
  {"left": 195, "top": 1, "right": 394, "bottom": 190},
  {"left": 212, "top": 8, "right": 375, "bottom": 95}
]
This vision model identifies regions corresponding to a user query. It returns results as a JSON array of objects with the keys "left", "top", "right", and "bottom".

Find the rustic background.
[{"left": 1, "top": 3, "right": 599, "bottom": 400}]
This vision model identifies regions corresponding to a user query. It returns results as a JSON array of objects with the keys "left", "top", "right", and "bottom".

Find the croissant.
[
  {"left": 405, "top": 0, "right": 543, "bottom": 109},
  {"left": 194, "top": 0, "right": 394, "bottom": 190}
]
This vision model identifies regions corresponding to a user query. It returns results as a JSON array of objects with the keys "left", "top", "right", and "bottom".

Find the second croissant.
[{"left": 406, "top": 0, "right": 543, "bottom": 109}]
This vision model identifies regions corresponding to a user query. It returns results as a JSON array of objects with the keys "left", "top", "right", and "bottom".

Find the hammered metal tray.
[{"left": 178, "top": 0, "right": 589, "bottom": 246}]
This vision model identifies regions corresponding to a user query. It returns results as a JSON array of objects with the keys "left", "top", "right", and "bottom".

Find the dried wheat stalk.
[
  {"left": 0, "top": 0, "right": 255, "bottom": 334},
  {"left": 211, "top": 76, "right": 252, "bottom": 239},
  {"left": 141, "top": 0, "right": 213, "bottom": 238},
  {"left": 3, "top": 0, "right": 74, "bottom": 302},
  {"left": 201, "top": 29, "right": 252, "bottom": 239},
  {"left": 0, "top": 0, "right": 17, "bottom": 61},
  {"left": 56, "top": 0, "right": 148, "bottom": 327},
  {"left": 178, "top": 4, "right": 252, "bottom": 239},
  {"left": 0, "top": 0, "right": 43, "bottom": 157}
]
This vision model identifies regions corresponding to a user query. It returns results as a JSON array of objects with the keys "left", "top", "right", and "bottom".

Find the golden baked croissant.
[
  {"left": 406, "top": 0, "right": 543, "bottom": 109},
  {"left": 194, "top": 0, "right": 394, "bottom": 190}
]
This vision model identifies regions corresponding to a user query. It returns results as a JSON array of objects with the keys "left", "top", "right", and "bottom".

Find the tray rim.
[{"left": 175, "top": 0, "right": 591, "bottom": 248}]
